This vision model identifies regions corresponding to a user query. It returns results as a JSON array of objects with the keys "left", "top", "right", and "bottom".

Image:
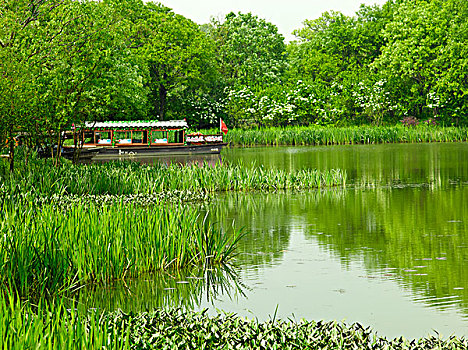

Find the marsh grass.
[
  {"left": 0, "top": 296, "right": 131, "bottom": 349},
  {"left": 0, "top": 158, "right": 344, "bottom": 301},
  {"left": 0, "top": 199, "right": 243, "bottom": 300},
  {"left": 0, "top": 159, "right": 346, "bottom": 197},
  {"left": 225, "top": 125, "right": 468, "bottom": 146}
]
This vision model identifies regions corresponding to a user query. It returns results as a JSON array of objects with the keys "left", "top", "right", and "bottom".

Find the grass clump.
[
  {"left": 0, "top": 199, "right": 242, "bottom": 300},
  {"left": 225, "top": 125, "right": 468, "bottom": 147}
]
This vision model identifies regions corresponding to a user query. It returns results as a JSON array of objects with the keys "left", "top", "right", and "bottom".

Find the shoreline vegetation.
[
  {"left": 223, "top": 125, "right": 468, "bottom": 147},
  {"left": 2, "top": 305, "right": 467, "bottom": 349}
]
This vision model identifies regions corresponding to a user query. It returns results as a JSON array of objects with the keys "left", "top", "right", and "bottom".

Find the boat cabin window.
[
  {"left": 167, "top": 130, "right": 176, "bottom": 143},
  {"left": 168, "top": 130, "right": 183, "bottom": 143},
  {"left": 115, "top": 130, "right": 132, "bottom": 144},
  {"left": 132, "top": 131, "right": 144, "bottom": 144},
  {"left": 95, "top": 131, "right": 112, "bottom": 145},
  {"left": 176, "top": 130, "right": 184, "bottom": 143},
  {"left": 83, "top": 131, "right": 94, "bottom": 144},
  {"left": 151, "top": 130, "right": 168, "bottom": 144},
  {"left": 165, "top": 130, "right": 184, "bottom": 144}
]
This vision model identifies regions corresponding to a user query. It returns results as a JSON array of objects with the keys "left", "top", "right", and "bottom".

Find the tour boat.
[{"left": 63, "top": 120, "right": 226, "bottom": 160}]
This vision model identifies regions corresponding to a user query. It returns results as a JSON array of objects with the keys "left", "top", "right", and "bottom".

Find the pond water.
[{"left": 79, "top": 142, "right": 468, "bottom": 339}]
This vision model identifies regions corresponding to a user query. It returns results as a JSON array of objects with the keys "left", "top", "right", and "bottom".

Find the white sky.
[{"left": 159, "top": 0, "right": 389, "bottom": 41}]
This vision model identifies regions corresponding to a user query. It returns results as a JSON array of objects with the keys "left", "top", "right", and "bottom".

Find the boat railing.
[{"left": 186, "top": 133, "right": 223, "bottom": 144}]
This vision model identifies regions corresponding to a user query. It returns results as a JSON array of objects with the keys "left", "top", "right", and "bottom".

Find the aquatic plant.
[
  {"left": 224, "top": 125, "right": 468, "bottom": 146},
  {"left": 77, "top": 264, "right": 246, "bottom": 313},
  {"left": 0, "top": 200, "right": 243, "bottom": 299},
  {"left": 0, "top": 159, "right": 347, "bottom": 197},
  {"left": 107, "top": 309, "right": 468, "bottom": 349},
  {"left": 1, "top": 301, "right": 466, "bottom": 349},
  {"left": 33, "top": 191, "right": 211, "bottom": 208}
]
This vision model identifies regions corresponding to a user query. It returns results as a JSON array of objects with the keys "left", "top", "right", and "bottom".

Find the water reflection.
[
  {"left": 76, "top": 264, "right": 247, "bottom": 313},
  {"left": 85, "top": 153, "right": 222, "bottom": 166},
  {"left": 199, "top": 193, "right": 292, "bottom": 271},
  {"left": 299, "top": 186, "right": 468, "bottom": 315},
  {"left": 199, "top": 186, "right": 468, "bottom": 338}
]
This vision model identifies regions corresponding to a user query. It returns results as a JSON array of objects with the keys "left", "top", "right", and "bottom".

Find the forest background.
[{"left": 1, "top": 0, "right": 467, "bottom": 150}]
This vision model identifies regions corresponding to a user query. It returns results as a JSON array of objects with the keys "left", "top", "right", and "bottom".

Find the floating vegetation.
[
  {"left": 1, "top": 303, "right": 466, "bottom": 349},
  {"left": 32, "top": 191, "right": 211, "bottom": 208},
  {"left": 0, "top": 201, "right": 243, "bottom": 299},
  {"left": 0, "top": 159, "right": 347, "bottom": 197},
  {"left": 225, "top": 125, "right": 468, "bottom": 147}
]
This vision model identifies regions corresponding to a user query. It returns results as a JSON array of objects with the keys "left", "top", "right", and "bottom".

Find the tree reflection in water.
[{"left": 203, "top": 186, "right": 468, "bottom": 316}]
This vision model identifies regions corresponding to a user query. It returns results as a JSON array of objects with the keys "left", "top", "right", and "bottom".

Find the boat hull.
[{"left": 63, "top": 143, "right": 227, "bottom": 160}]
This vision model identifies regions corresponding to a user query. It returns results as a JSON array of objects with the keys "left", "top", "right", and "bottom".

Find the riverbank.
[
  {"left": 2, "top": 303, "right": 466, "bottom": 349},
  {"left": 223, "top": 125, "right": 468, "bottom": 147}
]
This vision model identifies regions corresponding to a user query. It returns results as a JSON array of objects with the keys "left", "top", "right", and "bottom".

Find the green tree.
[
  {"left": 433, "top": 0, "right": 468, "bottom": 125},
  {"left": 210, "top": 12, "right": 287, "bottom": 88},
  {"left": 115, "top": 0, "right": 217, "bottom": 120},
  {"left": 0, "top": 60, "right": 34, "bottom": 170},
  {"left": 372, "top": 0, "right": 467, "bottom": 123},
  {"left": 0, "top": 0, "right": 148, "bottom": 166},
  {"left": 288, "top": 3, "right": 398, "bottom": 125}
]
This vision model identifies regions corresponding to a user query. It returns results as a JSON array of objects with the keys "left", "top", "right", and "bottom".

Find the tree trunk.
[
  {"left": 72, "top": 128, "right": 83, "bottom": 164},
  {"left": 158, "top": 83, "right": 167, "bottom": 120},
  {"left": 54, "top": 129, "right": 62, "bottom": 167},
  {"left": 9, "top": 135, "right": 15, "bottom": 172}
]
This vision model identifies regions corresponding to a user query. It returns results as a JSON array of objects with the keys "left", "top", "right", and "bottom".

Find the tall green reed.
[
  {"left": 0, "top": 159, "right": 346, "bottom": 197},
  {"left": 0, "top": 198, "right": 243, "bottom": 300},
  {"left": 225, "top": 125, "right": 468, "bottom": 146},
  {"left": 0, "top": 295, "right": 131, "bottom": 349}
]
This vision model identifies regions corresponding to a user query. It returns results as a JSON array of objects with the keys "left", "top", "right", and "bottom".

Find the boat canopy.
[{"left": 83, "top": 120, "right": 188, "bottom": 129}]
